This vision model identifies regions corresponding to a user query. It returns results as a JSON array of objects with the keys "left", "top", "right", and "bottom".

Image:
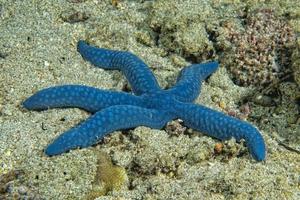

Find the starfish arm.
[
  {"left": 23, "top": 85, "right": 143, "bottom": 113},
  {"left": 175, "top": 103, "right": 266, "bottom": 161},
  {"left": 45, "top": 105, "right": 171, "bottom": 155},
  {"left": 77, "top": 40, "right": 161, "bottom": 95},
  {"left": 166, "top": 62, "right": 219, "bottom": 102}
]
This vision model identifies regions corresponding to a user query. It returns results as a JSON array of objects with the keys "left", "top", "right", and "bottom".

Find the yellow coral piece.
[
  {"left": 112, "top": 0, "right": 120, "bottom": 7},
  {"left": 86, "top": 151, "right": 127, "bottom": 199}
]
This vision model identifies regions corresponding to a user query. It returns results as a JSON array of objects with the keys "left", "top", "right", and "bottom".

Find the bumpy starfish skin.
[{"left": 23, "top": 40, "right": 266, "bottom": 161}]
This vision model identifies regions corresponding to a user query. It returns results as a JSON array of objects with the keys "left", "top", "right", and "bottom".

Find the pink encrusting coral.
[{"left": 220, "top": 8, "right": 296, "bottom": 87}]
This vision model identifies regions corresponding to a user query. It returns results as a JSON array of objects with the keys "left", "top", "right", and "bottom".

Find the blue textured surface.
[{"left": 23, "top": 40, "right": 266, "bottom": 161}]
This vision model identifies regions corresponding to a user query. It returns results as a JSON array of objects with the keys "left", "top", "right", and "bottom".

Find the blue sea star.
[{"left": 23, "top": 40, "right": 266, "bottom": 161}]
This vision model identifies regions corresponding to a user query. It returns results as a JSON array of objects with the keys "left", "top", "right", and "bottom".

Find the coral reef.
[
  {"left": 218, "top": 8, "right": 296, "bottom": 87},
  {"left": 145, "top": 1, "right": 298, "bottom": 89}
]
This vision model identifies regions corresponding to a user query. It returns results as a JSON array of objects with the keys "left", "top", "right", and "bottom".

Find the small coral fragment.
[
  {"left": 86, "top": 151, "right": 127, "bottom": 199},
  {"left": 214, "top": 143, "right": 223, "bottom": 154},
  {"left": 111, "top": 0, "right": 120, "bottom": 7}
]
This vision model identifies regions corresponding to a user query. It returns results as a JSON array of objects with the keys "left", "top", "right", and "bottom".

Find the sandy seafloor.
[{"left": 0, "top": 0, "right": 299, "bottom": 199}]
